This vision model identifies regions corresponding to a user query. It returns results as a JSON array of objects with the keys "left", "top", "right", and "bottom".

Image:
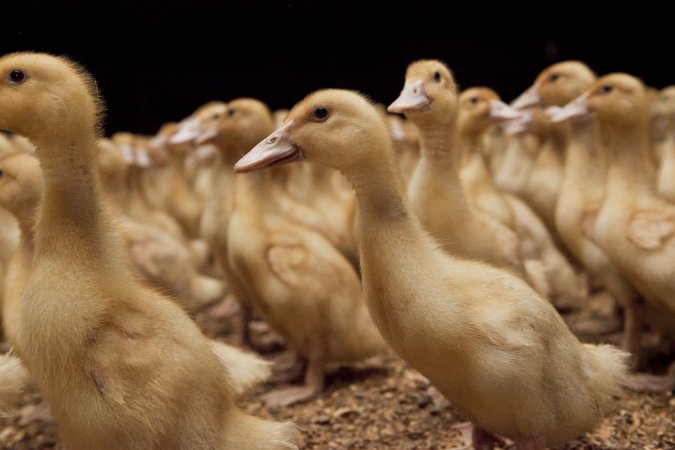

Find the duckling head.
[
  {"left": 169, "top": 102, "right": 227, "bottom": 146},
  {"left": 388, "top": 60, "right": 458, "bottom": 127},
  {"left": 652, "top": 86, "right": 675, "bottom": 136},
  {"left": 0, "top": 152, "right": 42, "bottom": 220},
  {"left": 197, "top": 98, "right": 275, "bottom": 158},
  {"left": 512, "top": 61, "right": 596, "bottom": 109},
  {"left": 550, "top": 73, "right": 649, "bottom": 129},
  {"left": 458, "top": 87, "right": 520, "bottom": 136},
  {"left": 235, "top": 89, "right": 390, "bottom": 174},
  {"left": 0, "top": 52, "right": 104, "bottom": 147}
]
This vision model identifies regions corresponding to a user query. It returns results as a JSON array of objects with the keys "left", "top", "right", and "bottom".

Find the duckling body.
[
  {"left": 654, "top": 86, "right": 675, "bottom": 202},
  {"left": 236, "top": 89, "right": 627, "bottom": 450},
  {"left": 0, "top": 52, "right": 295, "bottom": 450},
  {"left": 458, "top": 87, "right": 587, "bottom": 307},
  {"left": 220, "top": 99, "right": 385, "bottom": 405},
  {"left": 389, "top": 61, "right": 525, "bottom": 277},
  {"left": 0, "top": 153, "right": 40, "bottom": 347}
]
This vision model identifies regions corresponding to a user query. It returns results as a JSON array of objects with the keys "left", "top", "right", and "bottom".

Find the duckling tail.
[
  {"left": 210, "top": 340, "right": 271, "bottom": 397},
  {"left": 582, "top": 343, "right": 629, "bottom": 413},
  {"left": 224, "top": 411, "right": 299, "bottom": 450},
  {"left": 0, "top": 353, "right": 30, "bottom": 412}
]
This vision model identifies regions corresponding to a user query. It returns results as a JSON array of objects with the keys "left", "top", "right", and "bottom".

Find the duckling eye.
[
  {"left": 312, "top": 106, "right": 329, "bottom": 121},
  {"left": 7, "top": 69, "right": 26, "bottom": 85},
  {"left": 228, "top": 109, "right": 236, "bottom": 117},
  {"left": 0, "top": 169, "right": 4, "bottom": 177},
  {"left": 600, "top": 85, "right": 614, "bottom": 94},
  {"left": 433, "top": 71, "right": 441, "bottom": 82},
  {"left": 470, "top": 96, "right": 480, "bottom": 105},
  {"left": 548, "top": 73, "right": 560, "bottom": 82}
]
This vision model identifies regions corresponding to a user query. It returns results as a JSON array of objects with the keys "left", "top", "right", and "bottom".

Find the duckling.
[
  {"left": 653, "top": 86, "right": 675, "bottom": 202},
  {"left": 0, "top": 153, "right": 41, "bottom": 347},
  {"left": 512, "top": 61, "right": 597, "bottom": 233},
  {"left": 96, "top": 143, "right": 226, "bottom": 312},
  {"left": 218, "top": 98, "right": 386, "bottom": 406},
  {"left": 557, "top": 74, "right": 675, "bottom": 391},
  {"left": 385, "top": 114, "right": 420, "bottom": 186},
  {"left": 236, "top": 88, "right": 627, "bottom": 450},
  {"left": 0, "top": 52, "right": 295, "bottom": 449},
  {"left": 458, "top": 88, "right": 588, "bottom": 310},
  {"left": 389, "top": 60, "right": 540, "bottom": 290},
  {"left": 0, "top": 149, "right": 267, "bottom": 399},
  {"left": 458, "top": 88, "right": 519, "bottom": 227},
  {"left": 162, "top": 104, "right": 226, "bottom": 239},
  {"left": 549, "top": 94, "right": 643, "bottom": 358},
  {"left": 0, "top": 352, "right": 29, "bottom": 412}
]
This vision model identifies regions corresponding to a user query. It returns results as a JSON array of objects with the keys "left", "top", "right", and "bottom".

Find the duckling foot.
[
  {"left": 269, "top": 351, "right": 305, "bottom": 384},
  {"left": 18, "top": 400, "right": 53, "bottom": 426},
  {"left": 260, "top": 384, "right": 321, "bottom": 408},
  {"left": 625, "top": 361, "right": 675, "bottom": 392},
  {"left": 203, "top": 294, "right": 240, "bottom": 320},
  {"left": 450, "top": 422, "right": 507, "bottom": 450},
  {"left": 263, "top": 335, "right": 326, "bottom": 408},
  {"left": 425, "top": 385, "right": 450, "bottom": 413}
]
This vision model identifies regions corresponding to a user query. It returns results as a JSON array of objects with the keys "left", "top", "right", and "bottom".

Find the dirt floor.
[{"left": 1, "top": 294, "right": 673, "bottom": 450}]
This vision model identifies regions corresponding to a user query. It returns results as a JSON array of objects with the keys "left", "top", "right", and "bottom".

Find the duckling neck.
[
  {"left": 34, "top": 135, "right": 123, "bottom": 267},
  {"left": 409, "top": 121, "right": 472, "bottom": 225},
  {"left": 345, "top": 144, "right": 454, "bottom": 336},
  {"left": 561, "top": 120, "right": 606, "bottom": 205},
  {"left": 234, "top": 169, "right": 276, "bottom": 214},
  {"left": 602, "top": 122, "right": 655, "bottom": 194},
  {"left": 417, "top": 122, "right": 460, "bottom": 168}
]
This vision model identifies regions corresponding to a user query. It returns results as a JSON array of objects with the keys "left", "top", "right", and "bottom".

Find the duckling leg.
[
  {"left": 261, "top": 336, "right": 326, "bottom": 408},
  {"left": 621, "top": 296, "right": 646, "bottom": 368},
  {"left": 269, "top": 351, "right": 306, "bottom": 384},
  {"left": 237, "top": 303, "right": 253, "bottom": 348},
  {"left": 450, "top": 422, "right": 507, "bottom": 450},
  {"left": 625, "top": 360, "right": 675, "bottom": 392}
]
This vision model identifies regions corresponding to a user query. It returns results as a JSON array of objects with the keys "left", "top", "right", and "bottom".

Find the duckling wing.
[
  {"left": 266, "top": 244, "right": 309, "bottom": 287},
  {"left": 628, "top": 210, "right": 674, "bottom": 250},
  {"left": 266, "top": 238, "right": 358, "bottom": 294}
]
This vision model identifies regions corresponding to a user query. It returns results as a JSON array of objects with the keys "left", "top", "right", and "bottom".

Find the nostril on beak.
[
  {"left": 413, "top": 89, "right": 418, "bottom": 94},
  {"left": 268, "top": 137, "right": 277, "bottom": 144}
]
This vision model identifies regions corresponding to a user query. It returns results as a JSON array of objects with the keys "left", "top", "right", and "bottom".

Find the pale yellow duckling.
[
  {"left": 236, "top": 88, "right": 627, "bottom": 450},
  {"left": 162, "top": 103, "right": 227, "bottom": 239},
  {"left": 389, "top": 60, "right": 542, "bottom": 291},
  {"left": 385, "top": 114, "right": 420, "bottom": 186},
  {"left": 458, "top": 88, "right": 588, "bottom": 310},
  {"left": 0, "top": 352, "right": 29, "bottom": 412},
  {"left": 512, "top": 61, "right": 597, "bottom": 232},
  {"left": 0, "top": 52, "right": 295, "bottom": 449},
  {"left": 548, "top": 77, "right": 643, "bottom": 358},
  {"left": 0, "top": 148, "right": 265, "bottom": 399},
  {"left": 653, "top": 86, "right": 675, "bottom": 202},
  {"left": 96, "top": 142, "right": 226, "bottom": 312},
  {"left": 558, "top": 74, "right": 675, "bottom": 391},
  {"left": 215, "top": 98, "right": 387, "bottom": 406},
  {"left": 0, "top": 153, "right": 41, "bottom": 347}
]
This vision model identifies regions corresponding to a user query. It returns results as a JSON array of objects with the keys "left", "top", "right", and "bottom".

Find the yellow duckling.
[
  {"left": 557, "top": 74, "right": 675, "bottom": 391},
  {"left": 236, "top": 88, "right": 627, "bottom": 450},
  {"left": 512, "top": 61, "right": 597, "bottom": 233},
  {"left": 0, "top": 52, "right": 295, "bottom": 450},
  {"left": 389, "top": 60, "right": 547, "bottom": 296},
  {"left": 213, "top": 98, "right": 386, "bottom": 406},
  {"left": 458, "top": 87, "right": 589, "bottom": 310},
  {"left": 0, "top": 153, "right": 41, "bottom": 347},
  {"left": 652, "top": 86, "right": 675, "bottom": 202}
]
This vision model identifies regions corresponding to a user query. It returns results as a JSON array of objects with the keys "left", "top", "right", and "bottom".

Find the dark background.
[{"left": 2, "top": 0, "right": 673, "bottom": 135}]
